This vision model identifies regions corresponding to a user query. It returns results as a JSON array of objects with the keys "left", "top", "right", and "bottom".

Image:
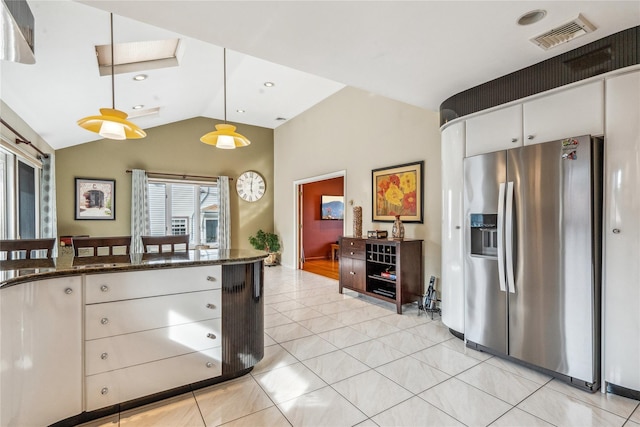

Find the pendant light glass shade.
[
  {"left": 78, "top": 108, "right": 146, "bottom": 140},
  {"left": 77, "top": 14, "right": 146, "bottom": 141},
  {"left": 200, "top": 124, "right": 250, "bottom": 149},
  {"left": 201, "top": 48, "right": 251, "bottom": 149}
]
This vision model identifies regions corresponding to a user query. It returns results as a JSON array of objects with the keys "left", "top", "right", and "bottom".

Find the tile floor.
[{"left": 82, "top": 267, "right": 640, "bottom": 427}]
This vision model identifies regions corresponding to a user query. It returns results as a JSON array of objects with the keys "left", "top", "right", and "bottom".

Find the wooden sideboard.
[{"left": 338, "top": 237, "right": 423, "bottom": 314}]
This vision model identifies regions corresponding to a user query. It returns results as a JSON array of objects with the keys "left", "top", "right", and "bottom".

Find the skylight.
[{"left": 96, "top": 38, "right": 180, "bottom": 76}]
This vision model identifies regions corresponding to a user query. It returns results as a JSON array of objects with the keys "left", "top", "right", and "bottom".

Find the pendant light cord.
[
  {"left": 223, "top": 48, "right": 227, "bottom": 123},
  {"left": 110, "top": 13, "right": 115, "bottom": 110}
]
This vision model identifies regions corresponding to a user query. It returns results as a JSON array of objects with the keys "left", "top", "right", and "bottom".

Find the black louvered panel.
[
  {"left": 221, "top": 261, "right": 264, "bottom": 374},
  {"left": 440, "top": 26, "right": 639, "bottom": 127}
]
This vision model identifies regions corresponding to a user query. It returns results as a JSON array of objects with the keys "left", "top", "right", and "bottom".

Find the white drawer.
[
  {"left": 85, "top": 290, "right": 221, "bottom": 340},
  {"left": 85, "top": 318, "right": 222, "bottom": 375},
  {"left": 85, "top": 265, "right": 222, "bottom": 304},
  {"left": 85, "top": 347, "right": 222, "bottom": 411}
]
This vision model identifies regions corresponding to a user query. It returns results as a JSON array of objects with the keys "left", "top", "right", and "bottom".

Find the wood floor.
[{"left": 301, "top": 258, "right": 340, "bottom": 280}]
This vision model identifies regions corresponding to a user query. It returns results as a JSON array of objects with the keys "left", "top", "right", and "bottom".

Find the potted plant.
[{"left": 249, "top": 229, "right": 281, "bottom": 265}]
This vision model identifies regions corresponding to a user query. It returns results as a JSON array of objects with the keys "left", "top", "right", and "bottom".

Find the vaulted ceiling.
[{"left": 2, "top": 1, "right": 638, "bottom": 149}]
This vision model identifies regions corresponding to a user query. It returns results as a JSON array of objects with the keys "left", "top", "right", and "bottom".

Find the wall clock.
[{"left": 236, "top": 171, "right": 266, "bottom": 202}]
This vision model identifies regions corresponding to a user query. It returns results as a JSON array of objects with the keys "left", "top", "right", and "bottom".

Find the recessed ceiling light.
[
  {"left": 236, "top": 109, "right": 245, "bottom": 113},
  {"left": 264, "top": 82, "right": 275, "bottom": 87},
  {"left": 133, "top": 105, "right": 144, "bottom": 110},
  {"left": 133, "top": 74, "right": 148, "bottom": 81},
  {"left": 517, "top": 9, "right": 547, "bottom": 26}
]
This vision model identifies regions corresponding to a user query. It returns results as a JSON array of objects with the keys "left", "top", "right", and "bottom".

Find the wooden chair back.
[
  {"left": 0, "top": 238, "right": 56, "bottom": 260},
  {"left": 141, "top": 235, "right": 189, "bottom": 253},
  {"left": 72, "top": 236, "right": 131, "bottom": 257}
]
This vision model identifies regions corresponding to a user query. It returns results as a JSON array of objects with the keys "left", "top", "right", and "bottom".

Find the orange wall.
[{"left": 302, "top": 177, "right": 344, "bottom": 259}]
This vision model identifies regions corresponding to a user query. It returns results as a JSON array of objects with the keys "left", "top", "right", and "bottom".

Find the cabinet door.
[
  {"left": 466, "top": 104, "right": 522, "bottom": 156},
  {"left": 340, "top": 257, "right": 366, "bottom": 292},
  {"left": 603, "top": 70, "right": 640, "bottom": 393},
  {"left": 441, "top": 121, "right": 465, "bottom": 334},
  {"left": 523, "top": 80, "right": 603, "bottom": 145},
  {"left": 1, "top": 277, "right": 82, "bottom": 427}
]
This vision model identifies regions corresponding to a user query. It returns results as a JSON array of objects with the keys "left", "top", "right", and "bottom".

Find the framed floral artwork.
[{"left": 372, "top": 160, "right": 424, "bottom": 223}]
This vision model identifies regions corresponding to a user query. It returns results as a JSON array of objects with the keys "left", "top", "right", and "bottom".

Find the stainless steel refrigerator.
[{"left": 464, "top": 135, "right": 602, "bottom": 392}]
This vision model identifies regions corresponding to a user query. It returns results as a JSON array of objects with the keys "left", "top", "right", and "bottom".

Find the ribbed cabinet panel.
[
  {"left": 221, "top": 261, "right": 264, "bottom": 374},
  {"left": 440, "top": 26, "right": 639, "bottom": 126}
]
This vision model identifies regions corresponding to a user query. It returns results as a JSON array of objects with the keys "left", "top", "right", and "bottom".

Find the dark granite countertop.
[{"left": 0, "top": 247, "right": 268, "bottom": 288}]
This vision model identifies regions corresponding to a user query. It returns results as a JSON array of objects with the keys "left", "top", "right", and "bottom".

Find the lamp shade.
[
  {"left": 77, "top": 108, "right": 146, "bottom": 140},
  {"left": 200, "top": 124, "right": 251, "bottom": 149}
]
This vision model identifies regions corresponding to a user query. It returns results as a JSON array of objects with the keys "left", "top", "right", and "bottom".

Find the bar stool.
[
  {"left": 0, "top": 238, "right": 56, "bottom": 260},
  {"left": 72, "top": 236, "right": 131, "bottom": 257},
  {"left": 141, "top": 235, "right": 189, "bottom": 253}
]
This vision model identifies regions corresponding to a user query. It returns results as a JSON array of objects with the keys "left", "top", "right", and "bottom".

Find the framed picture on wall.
[
  {"left": 75, "top": 177, "right": 116, "bottom": 220},
  {"left": 321, "top": 195, "right": 345, "bottom": 220},
  {"left": 372, "top": 160, "right": 424, "bottom": 223}
]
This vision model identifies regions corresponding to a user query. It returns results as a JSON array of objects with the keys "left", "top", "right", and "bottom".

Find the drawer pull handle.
[
  {"left": 206, "top": 276, "right": 216, "bottom": 282},
  {"left": 527, "top": 135, "right": 534, "bottom": 140},
  {"left": 206, "top": 303, "right": 216, "bottom": 309},
  {"left": 207, "top": 333, "right": 217, "bottom": 339},
  {"left": 350, "top": 242, "right": 354, "bottom": 246},
  {"left": 101, "top": 352, "right": 108, "bottom": 360},
  {"left": 100, "top": 318, "right": 109, "bottom": 325},
  {"left": 350, "top": 271, "right": 356, "bottom": 275},
  {"left": 64, "top": 287, "right": 73, "bottom": 295},
  {"left": 350, "top": 251, "right": 355, "bottom": 255},
  {"left": 206, "top": 362, "right": 214, "bottom": 368},
  {"left": 613, "top": 228, "right": 621, "bottom": 234},
  {"left": 101, "top": 387, "right": 109, "bottom": 395},
  {"left": 511, "top": 138, "right": 518, "bottom": 143},
  {"left": 100, "top": 285, "right": 109, "bottom": 292}
]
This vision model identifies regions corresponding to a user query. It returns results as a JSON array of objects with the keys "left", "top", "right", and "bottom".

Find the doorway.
[{"left": 294, "top": 171, "right": 346, "bottom": 280}]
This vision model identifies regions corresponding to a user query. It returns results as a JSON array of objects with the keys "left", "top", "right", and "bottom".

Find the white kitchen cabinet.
[
  {"left": 441, "top": 121, "right": 465, "bottom": 335},
  {"left": 466, "top": 104, "right": 522, "bottom": 156},
  {"left": 603, "top": 70, "right": 640, "bottom": 395},
  {"left": 85, "top": 289, "right": 221, "bottom": 339},
  {"left": 0, "top": 277, "right": 82, "bottom": 427},
  {"left": 523, "top": 80, "right": 604, "bottom": 145},
  {"left": 85, "top": 318, "right": 222, "bottom": 375},
  {"left": 85, "top": 265, "right": 221, "bottom": 303},
  {"left": 86, "top": 347, "right": 222, "bottom": 411},
  {"left": 84, "top": 267, "right": 224, "bottom": 411}
]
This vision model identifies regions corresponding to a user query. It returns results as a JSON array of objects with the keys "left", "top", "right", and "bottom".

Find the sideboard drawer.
[
  {"left": 85, "top": 265, "right": 222, "bottom": 304},
  {"left": 85, "top": 290, "right": 221, "bottom": 340},
  {"left": 340, "top": 238, "right": 365, "bottom": 259},
  {"left": 85, "top": 347, "right": 222, "bottom": 411},
  {"left": 85, "top": 318, "right": 222, "bottom": 375}
]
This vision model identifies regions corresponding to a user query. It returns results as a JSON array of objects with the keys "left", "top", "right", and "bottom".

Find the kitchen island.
[{"left": 0, "top": 249, "right": 267, "bottom": 427}]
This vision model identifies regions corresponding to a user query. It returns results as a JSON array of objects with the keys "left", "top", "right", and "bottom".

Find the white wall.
[{"left": 274, "top": 86, "right": 442, "bottom": 287}]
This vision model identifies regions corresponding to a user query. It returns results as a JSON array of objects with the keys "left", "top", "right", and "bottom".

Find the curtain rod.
[
  {"left": 125, "top": 169, "right": 232, "bottom": 181},
  {"left": 0, "top": 118, "right": 50, "bottom": 159}
]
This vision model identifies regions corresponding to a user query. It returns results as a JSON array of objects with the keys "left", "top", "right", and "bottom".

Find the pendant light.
[
  {"left": 77, "top": 13, "right": 146, "bottom": 140},
  {"left": 200, "top": 48, "right": 251, "bottom": 149}
]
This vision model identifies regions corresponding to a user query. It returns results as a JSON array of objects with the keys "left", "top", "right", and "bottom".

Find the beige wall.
[
  {"left": 274, "top": 87, "right": 442, "bottom": 286},
  {"left": 1, "top": 101, "right": 54, "bottom": 157},
  {"left": 56, "top": 117, "right": 274, "bottom": 249}
]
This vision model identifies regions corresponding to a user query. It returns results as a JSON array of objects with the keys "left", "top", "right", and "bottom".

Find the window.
[
  {"left": 0, "top": 146, "right": 40, "bottom": 239},
  {"left": 147, "top": 180, "right": 219, "bottom": 247}
]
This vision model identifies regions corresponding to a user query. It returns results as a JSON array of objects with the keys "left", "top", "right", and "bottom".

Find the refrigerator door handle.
[
  {"left": 497, "top": 182, "right": 507, "bottom": 292},
  {"left": 505, "top": 181, "right": 516, "bottom": 293}
]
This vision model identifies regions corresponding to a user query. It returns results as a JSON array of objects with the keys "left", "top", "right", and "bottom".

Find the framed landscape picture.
[
  {"left": 321, "top": 195, "right": 344, "bottom": 220},
  {"left": 372, "top": 160, "right": 423, "bottom": 223},
  {"left": 75, "top": 177, "right": 116, "bottom": 220}
]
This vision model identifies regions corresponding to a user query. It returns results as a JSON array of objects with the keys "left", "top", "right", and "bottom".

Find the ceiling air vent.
[{"left": 531, "top": 14, "right": 596, "bottom": 50}]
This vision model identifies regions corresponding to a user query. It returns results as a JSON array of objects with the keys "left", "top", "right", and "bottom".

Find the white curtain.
[
  {"left": 218, "top": 176, "right": 231, "bottom": 250},
  {"left": 40, "top": 154, "right": 58, "bottom": 256},
  {"left": 130, "top": 169, "right": 149, "bottom": 253}
]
